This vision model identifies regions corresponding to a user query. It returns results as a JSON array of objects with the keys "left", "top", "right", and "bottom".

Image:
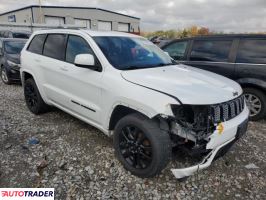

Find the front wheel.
[
  {"left": 244, "top": 87, "right": 266, "bottom": 121},
  {"left": 113, "top": 113, "right": 172, "bottom": 178},
  {"left": 0, "top": 66, "right": 11, "bottom": 84}
]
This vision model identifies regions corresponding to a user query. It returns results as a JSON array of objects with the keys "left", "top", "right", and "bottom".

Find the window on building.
[
  {"left": 236, "top": 39, "right": 266, "bottom": 64},
  {"left": 190, "top": 40, "right": 232, "bottom": 62},
  {"left": 43, "top": 34, "right": 67, "bottom": 60},
  {"left": 27, "top": 34, "right": 47, "bottom": 54}
]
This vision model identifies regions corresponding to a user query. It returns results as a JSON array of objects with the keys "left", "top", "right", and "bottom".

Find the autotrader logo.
[{"left": 0, "top": 188, "right": 54, "bottom": 200}]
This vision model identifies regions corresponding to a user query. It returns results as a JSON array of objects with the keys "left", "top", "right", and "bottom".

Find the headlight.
[
  {"left": 7, "top": 60, "right": 20, "bottom": 69},
  {"left": 171, "top": 104, "right": 194, "bottom": 123},
  {"left": 171, "top": 104, "right": 214, "bottom": 132}
]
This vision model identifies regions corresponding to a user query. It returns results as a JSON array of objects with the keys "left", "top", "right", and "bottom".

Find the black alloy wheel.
[
  {"left": 24, "top": 83, "right": 38, "bottom": 109},
  {"left": 113, "top": 113, "right": 171, "bottom": 178},
  {"left": 119, "top": 125, "right": 152, "bottom": 169}
]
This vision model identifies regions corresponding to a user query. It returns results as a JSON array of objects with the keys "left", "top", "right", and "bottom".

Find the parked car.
[
  {"left": 161, "top": 34, "right": 266, "bottom": 121},
  {"left": 149, "top": 36, "right": 171, "bottom": 46},
  {"left": 0, "top": 30, "right": 31, "bottom": 39},
  {"left": 20, "top": 29, "right": 249, "bottom": 179},
  {"left": 0, "top": 38, "right": 27, "bottom": 84}
]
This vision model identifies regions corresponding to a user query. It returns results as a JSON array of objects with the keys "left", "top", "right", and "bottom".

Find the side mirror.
[{"left": 74, "top": 54, "right": 101, "bottom": 71}]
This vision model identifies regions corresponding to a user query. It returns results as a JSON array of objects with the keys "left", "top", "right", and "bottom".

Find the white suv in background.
[{"left": 20, "top": 29, "right": 249, "bottom": 179}]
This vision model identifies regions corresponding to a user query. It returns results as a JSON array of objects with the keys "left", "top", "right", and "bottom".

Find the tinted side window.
[
  {"left": 66, "top": 35, "right": 94, "bottom": 63},
  {"left": 236, "top": 39, "right": 266, "bottom": 64},
  {"left": 12, "top": 33, "right": 30, "bottom": 39},
  {"left": 27, "top": 34, "right": 47, "bottom": 54},
  {"left": 190, "top": 40, "right": 232, "bottom": 62},
  {"left": 43, "top": 34, "right": 67, "bottom": 60},
  {"left": 163, "top": 41, "right": 188, "bottom": 60}
]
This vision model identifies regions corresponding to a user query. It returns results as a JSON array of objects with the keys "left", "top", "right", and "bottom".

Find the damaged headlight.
[{"left": 170, "top": 104, "right": 215, "bottom": 136}]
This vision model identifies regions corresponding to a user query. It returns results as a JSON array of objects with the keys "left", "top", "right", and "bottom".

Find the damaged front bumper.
[{"left": 171, "top": 106, "right": 249, "bottom": 179}]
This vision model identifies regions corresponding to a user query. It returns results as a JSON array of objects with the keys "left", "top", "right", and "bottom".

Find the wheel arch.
[
  {"left": 108, "top": 104, "right": 171, "bottom": 132},
  {"left": 109, "top": 105, "right": 150, "bottom": 130},
  {"left": 21, "top": 70, "right": 50, "bottom": 105},
  {"left": 237, "top": 78, "right": 266, "bottom": 93},
  {"left": 21, "top": 70, "right": 34, "bottom": 86}
]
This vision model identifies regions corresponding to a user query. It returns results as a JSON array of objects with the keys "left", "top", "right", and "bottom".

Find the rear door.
[
  {"left": 45, "top": 16, "right": 65, "bottom": 26},
  {"left": 235, "top": 38, "right": 266, "bottom": 82},
  {"left": 118, "top": 23, "right": 130, "bottom": 32},
  {"left": 39, "top": 34, "right": 70, "bottom": 106},
  {"left": 74, "top": 19, "right": 91, "bottom": 29},
  {"left": 184, "top": 38, "right": 236, "bottom": 79},
  {"left": 98, "top": 21, "right": 112, "bottom": 31}
]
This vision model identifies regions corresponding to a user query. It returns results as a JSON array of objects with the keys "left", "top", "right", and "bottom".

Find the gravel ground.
[{"left": 0, "top": 81, "right": 265, "bottom": 200}]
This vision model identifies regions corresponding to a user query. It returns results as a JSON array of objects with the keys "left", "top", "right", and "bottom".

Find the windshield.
[
  {"left": 4, "top": 41, "right": 25, "bottom": 54},
  {"left": 93, "top": 36, "right": 176, "bottom": 70},
  {"left": 12, "top": 32, "right": 30, "bottom": 39}
]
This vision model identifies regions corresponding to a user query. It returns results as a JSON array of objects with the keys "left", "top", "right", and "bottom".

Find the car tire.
[
  {"left": 113, "top": 113, "right": 172, "bottom": 178},
  {"left": 243, "top": 87, "right": 266, "bottom": 121},
  {"left": 24, "top": 78, "right": 50, "bottom": 114},
  {"left": 0, "top": 66, "right": 11, "bottom": 85}
]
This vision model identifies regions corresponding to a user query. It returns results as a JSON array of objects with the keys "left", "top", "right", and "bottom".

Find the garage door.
[
  {"left": 74, "top": 19, "right": 91, "bottom": 29},
  {"left": 98, "top": 21, "right": 112, "bottom": 31},
  {"left": 118, "top": 23, "right": 129, "bottom": 32},
  {"left": 45, "top": 16, "right": 64, "bottom": 26}
]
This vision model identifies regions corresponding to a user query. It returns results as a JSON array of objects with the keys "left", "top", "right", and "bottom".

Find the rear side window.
[
  {"left": 163, "top": 41, "right": 188, "bottom": 60},
  {"left": 236, "top": 39, "right": 266, "bottom": 64},
  {"left": 27, "top": 34, "right": 47, "bottom": 54},
  {"left": 43, "top": 34, "right": 67, "bottom": 60},
  {"left": 12, "top": 33, "right": 30, "bottom": 39},
  {"left": 66, "top": 35, "right": 94, "bottom": 63},
  {"left": 190, "top": 40, "right": 232, "bottom": 62}
]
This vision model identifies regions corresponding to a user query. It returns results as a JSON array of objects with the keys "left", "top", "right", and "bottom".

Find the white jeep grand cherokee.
[{"left": 20, "top": 29, "right": 249, "bottom": 179}]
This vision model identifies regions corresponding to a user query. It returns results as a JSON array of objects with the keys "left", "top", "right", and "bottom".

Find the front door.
[{"left": 59, "top": 34, "right": 103, "bottom": 124}]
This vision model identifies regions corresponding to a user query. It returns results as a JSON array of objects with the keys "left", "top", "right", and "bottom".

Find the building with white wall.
[{"left": 0, "top": 5, "right": 140, "bottom": 33}]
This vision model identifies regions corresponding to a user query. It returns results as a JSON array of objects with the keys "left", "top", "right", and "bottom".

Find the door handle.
[{"left": 34, "top": 59, "right": 40, "bottom": 62}]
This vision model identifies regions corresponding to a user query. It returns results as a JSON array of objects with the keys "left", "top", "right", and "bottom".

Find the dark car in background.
[
  {"left": 0, "top": 38, "right": 27, "bottom": 84},
  {"left": 161, "top": 34, "right": 266, "bottom": 121},
  {"left": 0, "top": 30, "right": 31, "bottom": 39},
  {"left": 149, "top": 36, "right": 172, "bottom": 47}
]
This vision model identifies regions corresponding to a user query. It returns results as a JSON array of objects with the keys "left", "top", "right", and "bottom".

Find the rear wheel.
[
  {"left": 0, "top": 66, "right": 11, "bottom": 85},
  {"left": 113, "top": 113, "right": 172, "bottom": 178},
  {"left": 24, "top": 78, "right": 50, "bottom": 114},
  {"left": 243, "top": 87, "right": 266, "bottom": 121}
]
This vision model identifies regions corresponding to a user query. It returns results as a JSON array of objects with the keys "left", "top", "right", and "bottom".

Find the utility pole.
[{"left": 38, "top": 0, "right": 44, "bottom": 23}]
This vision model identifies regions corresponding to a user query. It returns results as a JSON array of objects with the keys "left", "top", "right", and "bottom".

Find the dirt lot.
[{"left": 0, "top": 81, "right": 265, "bottom": 200}]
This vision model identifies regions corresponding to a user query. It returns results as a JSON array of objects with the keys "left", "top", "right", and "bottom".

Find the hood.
[
  {"left": 121, "top": 64, "right": 242, "bottom": 105},
  {"left": 6, "top": 54, "right": 20, "bottom": 64}
]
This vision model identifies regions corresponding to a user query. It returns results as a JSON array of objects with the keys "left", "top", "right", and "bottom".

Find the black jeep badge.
[{"left": 233, "top": 91, "right": 238, "bottom": 96}]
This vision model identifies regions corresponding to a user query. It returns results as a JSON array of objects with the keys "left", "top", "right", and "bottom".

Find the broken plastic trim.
[{"left": 171, "top": 137, "right": 235, "bottom": 179}]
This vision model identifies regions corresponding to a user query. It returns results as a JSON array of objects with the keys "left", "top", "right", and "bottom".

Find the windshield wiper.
[
  {"left": 123, "top": 66, "right": 142, "bottom": 70},
  {"left": 122, "top": 62, "right": 177, "bottom": 70},
  {"left": 151, "top": 63, "right": 176, "bottom": 67}
]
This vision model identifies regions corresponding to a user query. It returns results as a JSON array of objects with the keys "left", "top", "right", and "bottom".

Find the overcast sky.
[{"left": 0, "top": 0, "right": 266, "bottom": 32}]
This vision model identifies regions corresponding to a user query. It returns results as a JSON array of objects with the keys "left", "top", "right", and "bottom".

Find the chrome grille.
[{"left": 211, "top": 95, "right": 245, "bottom": 123}]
